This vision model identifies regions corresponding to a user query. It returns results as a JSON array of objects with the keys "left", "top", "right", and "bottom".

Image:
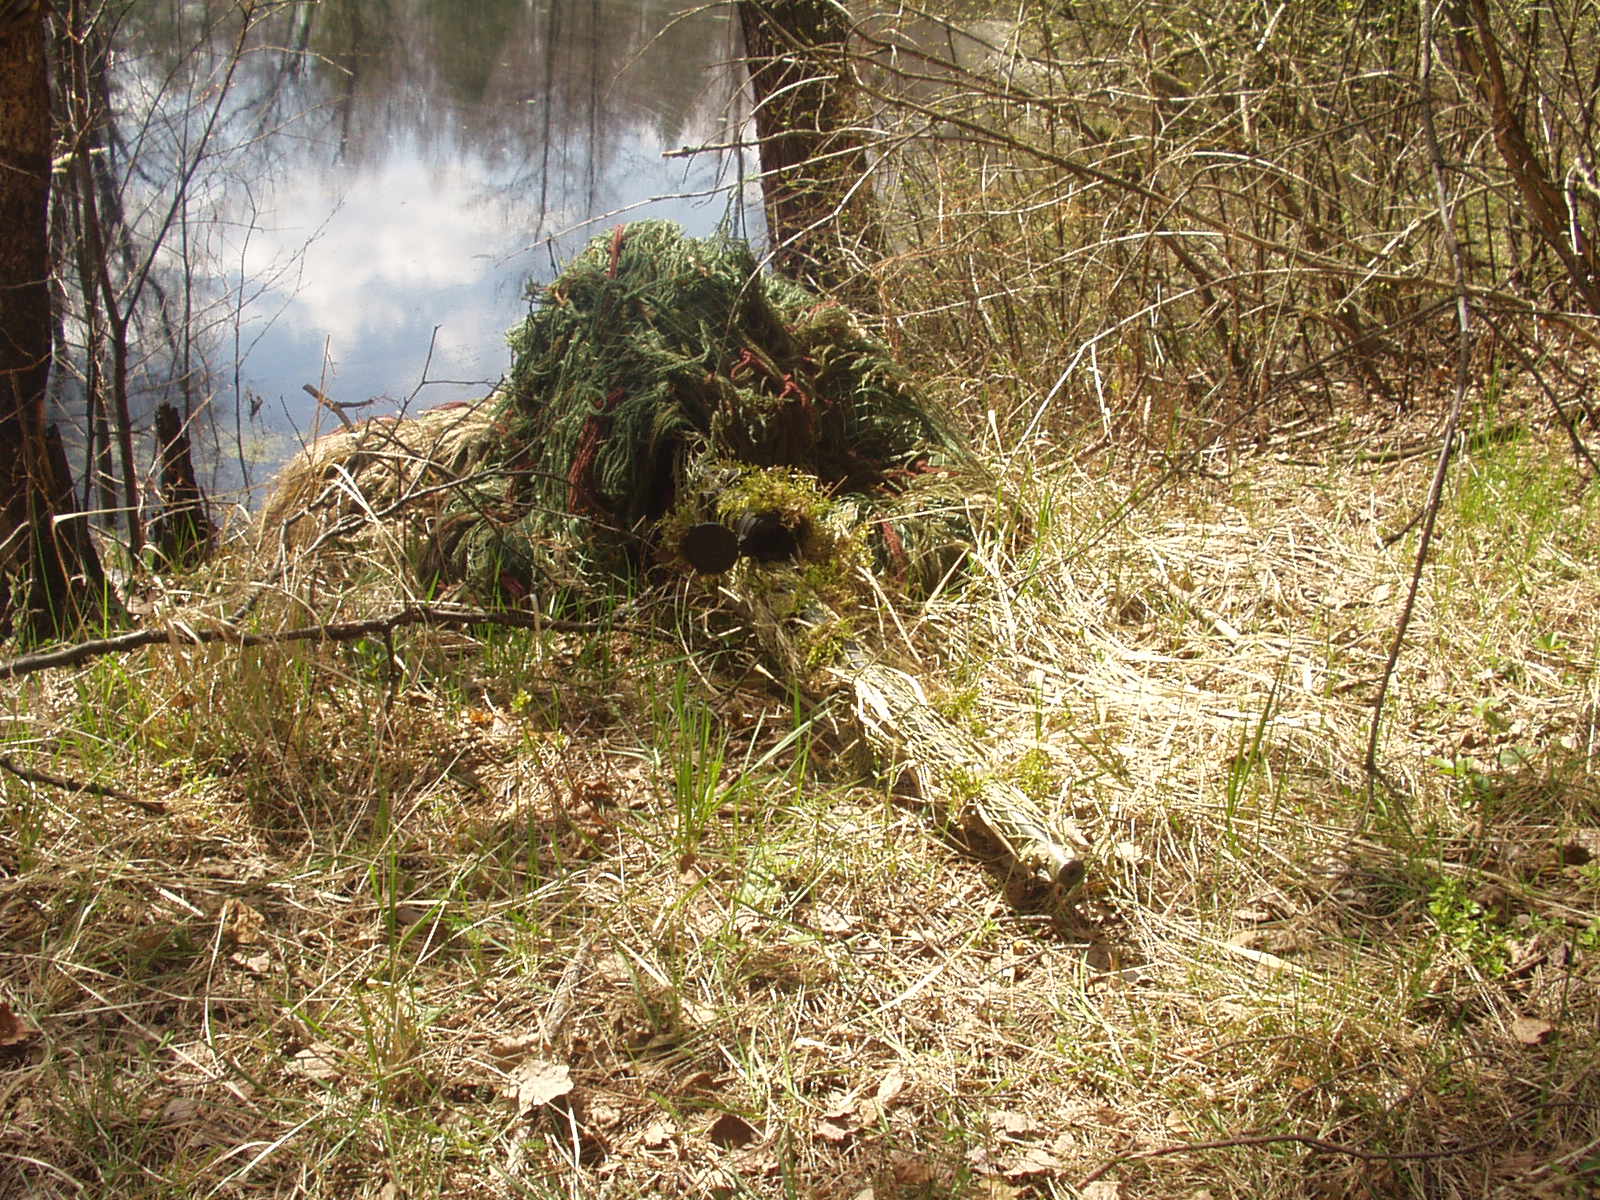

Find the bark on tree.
[
  {"left": 739, "top": 0, "right": 879, "bottom": 296},
  {"left": 0, "top": 1, "right": 116, "bottom": 640},
  {"left": 1445, "top": 0, "right": 1600, "bottom": 316},
  {"left": 150, "top": 402, "right": 215, "bottom": 568}
]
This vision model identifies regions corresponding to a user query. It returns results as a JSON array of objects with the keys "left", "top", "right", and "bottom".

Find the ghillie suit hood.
[{"left": 432, "top": 220, "right": 977, "bottom": 601}]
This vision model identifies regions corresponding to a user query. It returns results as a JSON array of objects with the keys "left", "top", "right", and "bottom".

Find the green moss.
[
  {"left": 1005, "top": 747, "right": 1056, "bottom": 799},
  {"left": 713, "top": 464, "right": 828, "bottom": 523},
  {"left": 800, "top": 615, "right": 857, "bottom": 674},
  {"left": 935, "top": 685, "right": 988, "bottom": 737}
]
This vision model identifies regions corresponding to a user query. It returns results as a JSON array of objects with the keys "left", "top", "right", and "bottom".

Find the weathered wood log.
[{"left": 734, "top": 572, "right": 1091, "bottom": 899}]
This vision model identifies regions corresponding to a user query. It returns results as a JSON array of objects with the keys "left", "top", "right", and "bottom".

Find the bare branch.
[
  {"left": 0, "top": 752, "right": 164, "bottom": 815},
  {"left": 0, "top": 603, "right": 666, "bottom": 683}
]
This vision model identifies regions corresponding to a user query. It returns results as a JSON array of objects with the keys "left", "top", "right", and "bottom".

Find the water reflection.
[{"left": 115, "top": 0, "right": 749, "bottom": 493}]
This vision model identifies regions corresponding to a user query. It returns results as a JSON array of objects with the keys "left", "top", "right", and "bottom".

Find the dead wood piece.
[
  {"left": 0, "top": 752, "right": 164, "bottom": 814},
  {"left": 151, "top": 402, "right": 216, "bottom": 568},
  {"left": 0, "top": 602, "right": 667, "bottom": 683}
]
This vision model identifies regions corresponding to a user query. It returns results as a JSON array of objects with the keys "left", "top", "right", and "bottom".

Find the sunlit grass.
[
  {"left": 5, "top": 70, "right": 1600, "bottom": 1193},
  {"left": 5, "top": 423, "right": 1599, "bottom": 1196}
]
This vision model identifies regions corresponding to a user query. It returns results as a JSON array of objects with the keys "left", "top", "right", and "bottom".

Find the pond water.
[{"left": 111, "top": 0, "right": 754, "bottom": 500}]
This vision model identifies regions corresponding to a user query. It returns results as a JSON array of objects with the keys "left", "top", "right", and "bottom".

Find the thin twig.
[
  {"left": 0, "top": 753, "right": 165, "bottom": 815},
  {"left": 0, "top": 603, "right": 666, "bottom": 683},
  {"left": 1363, "top": 0, "right": 1475, "bottom": 810}
]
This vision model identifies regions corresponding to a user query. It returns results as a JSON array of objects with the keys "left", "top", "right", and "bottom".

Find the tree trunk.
[
  {"left": 150, "top": 402, "right": 215, "bottom": 568},
  {"left": 739, "top": 0, "right": 879, "bottom": 297},
  {"left": 0, "top": 2, "right": 116, "bottom": 640}
]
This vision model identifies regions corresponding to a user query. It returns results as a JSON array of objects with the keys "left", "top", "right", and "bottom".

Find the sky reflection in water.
[{"left": 159, "top": 0, "right": 752, "bottom": 487}]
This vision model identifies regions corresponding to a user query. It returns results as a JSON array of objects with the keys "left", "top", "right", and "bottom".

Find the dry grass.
[
  {"left": 256, "top": 400, "right": 499, "bottom": 558},
  {"left": 3, "top": 413, "right": 1599, "bottom": 1199}
]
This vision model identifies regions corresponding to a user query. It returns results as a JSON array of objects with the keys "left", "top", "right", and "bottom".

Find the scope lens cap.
[{"left": 680, "top": 522, "right": 741, "bottom": 574}]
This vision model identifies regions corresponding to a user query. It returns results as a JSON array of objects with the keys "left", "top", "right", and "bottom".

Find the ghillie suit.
[
  {"left": 431, "top": 220, "right": 977, "bottom": 603},
  {"left": 257, "top": 399, "right": 500, "bottom": 590},
  {"left": 262, "top": 221, "right": 1088, "bottom": 895}
]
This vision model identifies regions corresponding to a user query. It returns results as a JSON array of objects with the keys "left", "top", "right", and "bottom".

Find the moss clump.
[{"left": 1004, "top": 747, "right": 1058, "bottom": 801}]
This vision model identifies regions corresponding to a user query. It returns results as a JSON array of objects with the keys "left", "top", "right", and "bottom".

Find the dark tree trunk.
[
  {"left": 150, "top": 402, "right": 215, "bottom": 569},
  {"left": 739, "top": 0, "right": 879, "bottom": 297},
  {"left": 0, "top": 1, "right": 117, "bottom": 640}
]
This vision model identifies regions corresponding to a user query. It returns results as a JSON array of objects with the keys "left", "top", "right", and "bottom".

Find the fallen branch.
[
  {"left": 0, "top": 753, "right": 165, "bottom": 815},
  {"left": 851, "top": 657, "right": 1089, "bottom": 894},
  {"left": 0, "top": 603, "right": 662, "bottom": 683}
]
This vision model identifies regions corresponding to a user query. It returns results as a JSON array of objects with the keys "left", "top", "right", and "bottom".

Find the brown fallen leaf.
[
  {"left": 1003, "top": 1145, "right": 1066, "bottom": 1180},
  {"left": 231, "top": 950, "right": 272, "bottom": 974},
  {"left": 707, "top": 1111, "right": 757, "bottom": 1148},
  {"left": 220, "top": 898, "right": 266, "bottom": 945},
  {"left": 1510, "top": 1015, "right": 1555, "bottom": 1046},
  {"left": 988, "top": 1109, "right": 1040, "bottom": 1137},
  {"left": 815, "top": 1117, "right": 854, "bottom": 1144},
  {"left": 890, "top": 1154, "right": 939, "bottom": 1187},
  {"left": 638, "top": 1118, "right": 677, "bottom": 1151},
  {"left": 875, "top": 1068, "right": 908, "bottom": 1108},
  {"left": 824, "top": 1087, "right": 864, "bottom": 1122},
  {"left": 965, "top": 1144, "right": 999, "bottom": 1173},
  {"left": 0, "top": 1002, "right": 38, "bottom": 1049},
  {"left": 509, "top": 1058, "right": 574, "bottom": 1116}
]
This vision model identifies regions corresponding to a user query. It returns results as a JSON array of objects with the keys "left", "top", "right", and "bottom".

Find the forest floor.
[{"left": 3, "top": 398, "right": 1599, "bottom": 1198}]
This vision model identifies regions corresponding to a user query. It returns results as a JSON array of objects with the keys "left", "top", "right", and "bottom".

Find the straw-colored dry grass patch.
[{"left": 3, "top": 421, "right": 1597, "bottom": 1198}]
